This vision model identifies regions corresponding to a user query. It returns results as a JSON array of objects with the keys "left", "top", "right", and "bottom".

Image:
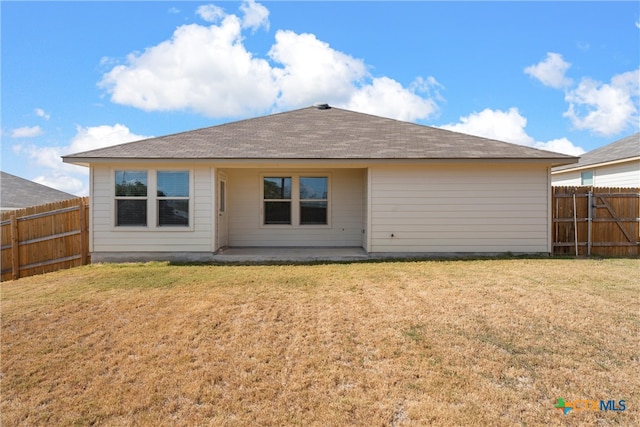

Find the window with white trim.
[
  {"left": 115, "top": 170, "right": 148, "bottom": 226},
  {"left": 262, "top": 175, "right": 329, "bottom": 226},
  {"left": 299, "top": 177, "right": 328, "bottom": 225},
  {"left": 157, "top": 171, "right": 189, "bottom": 226},
  {"left": 263, "top": 177, "right": 292, "bottom": 224},
  {"left": 114, "top": 170, "right": 191, "bottom": 228},
  {"left": 581, "top": 170, "right": 593, "bottom": 186}
]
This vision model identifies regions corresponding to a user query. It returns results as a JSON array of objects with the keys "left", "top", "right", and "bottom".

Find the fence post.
[
  {"left": 79, "top": 199, "right": 88, "bottom": 265},
  {"left": 572, "top": 193, "right": 578, "bottom": 256},
  {"left": 10, "top": 214, "right": 19, "bottom": 280},
  {"left": 587, "top": 190, "right": 592, "bottom": 256}
]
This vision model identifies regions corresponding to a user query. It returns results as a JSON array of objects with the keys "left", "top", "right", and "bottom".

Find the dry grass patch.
[{"left": 1, "top": 258, "right": 638, "bottom": 426}]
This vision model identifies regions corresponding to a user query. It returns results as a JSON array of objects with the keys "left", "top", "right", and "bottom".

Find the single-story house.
[
  {"left": 63, "top": 105, "right": 577, "bottom": 262},
  {"left": 0, "top": 171, "right": 77, "bottom": 211},
  {"left": 552, "top": 133, "right": 639, "bottom": 187}
]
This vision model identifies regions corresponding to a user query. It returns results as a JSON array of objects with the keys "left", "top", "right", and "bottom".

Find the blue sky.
[{"left": 2, "top": 1, "right": 639, "bottom": 195}]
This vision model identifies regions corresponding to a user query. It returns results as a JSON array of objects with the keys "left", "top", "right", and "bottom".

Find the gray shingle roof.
[
  {"left": 553, "top": 133, "right": 639, "bottom": 172},
  {"left": 1, "top": 172, "right": 77, "bottom": 210},
  {"left": 63, "top": 106, "right": 576, "bottom": 163}
]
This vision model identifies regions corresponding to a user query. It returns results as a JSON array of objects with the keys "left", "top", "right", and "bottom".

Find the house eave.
[
  {"left": 63, "top": 156, "right": 578, "bottom": 168},
  {"left": 551, "top": 156, "right": 640, "bottom": 174}
]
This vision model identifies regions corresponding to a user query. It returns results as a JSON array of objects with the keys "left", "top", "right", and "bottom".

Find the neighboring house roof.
[
  {"left": 553, "top": 133, "right": 640, "bottom": 172},
  {"left": 0, "top": 171, "right": 77, "bottom": 210},
  {"left": 64, "top": 106, "right": 577, "bottom": 165}
]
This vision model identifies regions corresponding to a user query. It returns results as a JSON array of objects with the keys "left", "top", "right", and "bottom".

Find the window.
[
  {"left": 263, "top": 177, "right": 292, "bottom": 224},
  {"left": 114, "top": 169, "right": 191, "bottom": 229},
  {"left": 581, "top": 171, "right": 594, "bottom": 186},
  {"left": 300, "top": 177, "right": 328, "bottom": 225},
  {"left": 157, "top": 171, "right": 189, "bottom": 226},
  {"left": 115, "top": 171, "right": 148, "bottom": 226},
  {"left": 262, "top": 175, "right": 329, "bottom": 226},
  {"left": 219, "top": 180, "right": 226, "bottom": 213}
]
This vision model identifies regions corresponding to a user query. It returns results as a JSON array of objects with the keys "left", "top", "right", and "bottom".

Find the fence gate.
[
  {"left": 553, "top": 187, "right": 639, "bottom": 257},
  {"left": 1, "top": 197, "right": 90, "bottom": 281}
]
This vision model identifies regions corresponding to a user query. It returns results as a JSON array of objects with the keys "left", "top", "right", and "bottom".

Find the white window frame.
[
  {"left": 581, "top": 170, "right": 594, "bottom": 186},
  {"left": 114, "top": 170, "right": 148, "bottom": 228},
  {"left": 112, "top": 168, "right": 194, "bottom": 232},
  {"left": 263, "top": 176, "right": 293, "bottom": 225},
  {"left": 260, "top": 172, "right": 331, "bottom": 228},
  {"left": 156, "top": 170, "right": 191, "bottom": 228}
]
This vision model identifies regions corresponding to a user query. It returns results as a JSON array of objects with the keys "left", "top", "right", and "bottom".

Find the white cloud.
[
  {"left": 343, "top": 77, "right": 440, "bottom": 122},
  {"left": 269, "top": 30, "right": 368, "bottom": 108},
  {"left": 441, "top": 107, "right": 533, "bottom": 145},
  {"left": 33, "top": 173, "right": 86, "bottom": 196},
  {"left": 240, "top": 0, "right": 269, "bottom": 32},
  {"left": 524, "top": 52, "right": 573, "bottom": 89},
  {"left": 534, "top": 137, "right": 585, "bottom": 156},
  {"left": 196, "top": 4, "right": 225, "bottom": 23},
  {"left": 35, "top": 108, "right": 51, "bottom": 120},
  {"left": 99, "top": 2, "right": 441, "bottom": 123},
  {"left": 563, "top": 68, "right": 639, "bottom": 136},
  {"left": 526, "top": 51, "right": 639, "bottom": 137},
  {"left": 66, "top": 124, "right": 150, "bottom": 155},
  {"left": 11, "top": 126, "right": 43, "bottom": 138},
  {"left": 100, "top": 15, "right": 278, "bottom": 118},
  {"left": 440, "top": 108, "right": 585, "bottom": 156},
  {"left": 15, "top": 124, "right": 150, "bottom": 196}
]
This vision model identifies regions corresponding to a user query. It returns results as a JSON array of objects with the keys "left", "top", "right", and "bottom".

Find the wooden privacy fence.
[
  {"left": 1, "top": 197, "right": 89, "bottom": 281},
  {"left": 553, "top": 187, "right": 639, "bottom": 257}
]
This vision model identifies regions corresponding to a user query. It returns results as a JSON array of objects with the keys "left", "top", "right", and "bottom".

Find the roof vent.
[{"left": 313, "top": 103, "right": 330, "bottom": 110}]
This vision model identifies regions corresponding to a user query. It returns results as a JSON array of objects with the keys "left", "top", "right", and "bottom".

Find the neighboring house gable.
[
  {"left": 63, "top": 105, "right": 577, "bottom": 261},
  {"left": 552, "top": 133, "right": 640, "bottom": 187},
  {"left": 0, "top": 171, "right": 77, "bottom": 211}
]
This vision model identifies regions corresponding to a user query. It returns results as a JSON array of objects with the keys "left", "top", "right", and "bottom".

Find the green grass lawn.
[{"left": 1, "top": 258, "right": 638, "bottom": 426}]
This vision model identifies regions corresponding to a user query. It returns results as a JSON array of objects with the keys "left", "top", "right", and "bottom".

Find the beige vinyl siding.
[
  {"left": 90, "top": 165, "right": 112, "bottom": 253},
  {"left": 91, "top": 164, "right": 214, "bottom": 253},
  {"left": 551, "top": 171, "right": 581, "bottom": 186},
  {"left": 592, "top": 160, "right": 640, "bottom": 187},
  {"left": 552, "top": 160, "right": 640, "bottom": 187},
  {"left": 363, "top": 169, "right": 370, "bottom": 250},
  {"left": 369, "top": 164, "right": 550, "bottom": 253},
  {"left": 227, "top": 168, "right": 365, "bottom": 247}
]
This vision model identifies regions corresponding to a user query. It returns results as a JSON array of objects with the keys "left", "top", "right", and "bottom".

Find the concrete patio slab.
[{"left": 211, "top": 247, "right": 369, "bottom": 262}]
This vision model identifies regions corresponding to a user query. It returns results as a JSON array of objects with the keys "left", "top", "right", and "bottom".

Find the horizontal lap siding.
[
  {"left": 594, "top": 161, "right": 640, "bottom": 187},
  {"left": 92, "top": 165, "right": 213, "bottom": 253},
  {"left": 551, "top": 171, "right": 581, "bottom": 186},
  {"left": 370, "top": 164, "right": 550, "bottom": 253},
  {"left": 552, "top": 160, "right": 640, "bottom": 187},
  {"left": 228, "top": 168, "right": 364, "bottom": 247}
]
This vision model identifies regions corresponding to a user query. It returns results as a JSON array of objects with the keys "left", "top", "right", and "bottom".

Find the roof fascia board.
[
  {"left": 64, "top": 157, "right": 577, "bottom": 168},
  {"left": 551, "top": 156, "right": 640, "bottom": 174}
]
